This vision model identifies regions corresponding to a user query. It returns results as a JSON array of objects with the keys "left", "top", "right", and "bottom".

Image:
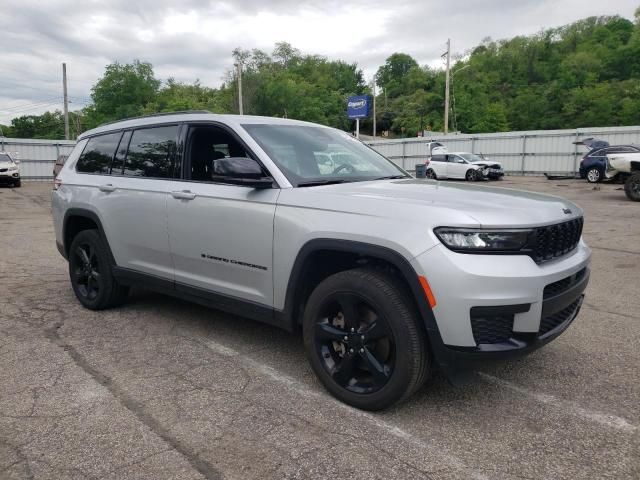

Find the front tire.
[
  {"left": 68, "top": 230, "right": 129, "bottom": 310},
  {"left": 13, "top": 179, "right": 21, "bottom": 188},
  {"left": 303, "top": 268, "right": 429, "bottom": 410},
  {"left": 624, "top": 173, "right": 640, "bottom": 201},
  {"left": 465, "top": 169, "right": 478, "bottom": 181},
  {"left": 586, "top": 167, "right": 602, "bottom": 183}
]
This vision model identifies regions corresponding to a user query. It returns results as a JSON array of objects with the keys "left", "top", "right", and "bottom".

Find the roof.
[{"left": 78, "top": 112, "right": 328, "bottom": 140}]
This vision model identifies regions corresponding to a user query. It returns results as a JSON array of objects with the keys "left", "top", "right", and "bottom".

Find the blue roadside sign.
[{"left": 347, "top": 95, "right": 371, "bottom": 119}]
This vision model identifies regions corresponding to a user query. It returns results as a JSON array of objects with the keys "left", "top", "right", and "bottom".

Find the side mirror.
[{"left": 211, "top": 157, "right": 273, "bottom": 189}]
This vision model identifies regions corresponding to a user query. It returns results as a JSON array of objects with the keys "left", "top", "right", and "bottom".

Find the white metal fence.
[
  {"left": 366, "top": 126, "right": 640, "bottom": 175},
  {"left": 0, "top": 137, "right": 76, "bottom": 181},
  {"left": 4, "top": 125, "right": 640, "bottom": 180}
]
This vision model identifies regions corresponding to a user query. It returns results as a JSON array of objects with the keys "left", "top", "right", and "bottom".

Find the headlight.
[
  {"left": 8, "top": 166, "right": 18, "bottom": 171},
  {"left": 434, "top": 227, "right": 532, "bottom": 252}
]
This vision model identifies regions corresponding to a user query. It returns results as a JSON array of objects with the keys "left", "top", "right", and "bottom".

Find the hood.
[
  {"left": 283, "top": 179, "right": 582, "bottom": 228},
  {"left": 471, "top": 160, "right": 502, "bottom": 168},
  {"left": 0, "top": 160, "right": 16, "bottom": 169}
]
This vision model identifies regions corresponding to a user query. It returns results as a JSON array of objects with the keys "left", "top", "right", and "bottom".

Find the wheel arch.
[
  {"left": 62, "top": 208, "right": 116, "bottom": 265},
  {"left": 280, "top": 239, "right": 439, "bottom": 338}
]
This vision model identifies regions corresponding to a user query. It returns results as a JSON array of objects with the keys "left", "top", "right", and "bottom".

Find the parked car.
[
  {"left": 53, "top": 154, "right": 68, "bottom": 179},
  {"left": 425, "top": 152, "right": 488, "bottom": 181},
  {"left": 52, "top": 112, "right": 591, "bottom": 410},
  {"left": 575, "top": 138, "right": 640, "bottom": 183},
  {"left": 460, "top": 152, "right": 504, "bottom": 180},
  {"left": 606, "top": 152, "right": 640, "bottom": 201},
  {"left": 0, "top": 152, "right": 21, "bottom": 187}
]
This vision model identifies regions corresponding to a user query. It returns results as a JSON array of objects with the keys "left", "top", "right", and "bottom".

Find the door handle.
[
  {"left": 171, "top": 190, "right": 196, "bottom": 200},
  {"left": 99, "top": 184, "right": 116, "bottom": 193}
]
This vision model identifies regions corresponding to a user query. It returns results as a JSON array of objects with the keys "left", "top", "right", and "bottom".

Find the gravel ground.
[{"left": 0, "top": 177, "right": 638, "bottom": 480}]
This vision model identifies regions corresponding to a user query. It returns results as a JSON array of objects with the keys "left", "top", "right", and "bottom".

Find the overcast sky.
[{"left": 0, "top": 0, "right": 638, "bottom": 124}]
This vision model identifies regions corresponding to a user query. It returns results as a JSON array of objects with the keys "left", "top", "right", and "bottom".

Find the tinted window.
[
  {"left": 431, "top": 155, "right": 447, "bottom": 162},
  {"left": 111, "top": 130, "right": 132, "bottom": 175},
  {"left": 77, "top": 132, "right": 122, "bottom": 174},
  {"left": 124, "top": 125, "right": 178, "bottom": 178},
  {"left": 0, "top": 153, "right": 11, "bottom": 162}
]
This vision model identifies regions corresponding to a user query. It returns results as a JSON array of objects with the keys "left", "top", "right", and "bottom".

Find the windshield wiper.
[
  {"left": 374, "top": 175, "right": 408, "bottom": 180},
  {"left": 296, "top": 179, "right": 354, "bottom": 188}
]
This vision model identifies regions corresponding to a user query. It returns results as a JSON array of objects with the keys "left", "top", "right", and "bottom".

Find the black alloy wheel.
[
  {"left": 68, "top": 229, "right": 129, "bottom": 310},
  {"left": 313, "top": 292, "right": 395, "bottom": 394},
  {"left": 303, "top": 268, "right": 429, "bottom": 410},
  {"left": 72, "top": 242, "right": 101, "bottom": 301},
  {"left": 426, "top": 169, "right": 437, "bottom": 179},
  {"left": 466, "top": 169, "right": 478, "bottom": 181}
]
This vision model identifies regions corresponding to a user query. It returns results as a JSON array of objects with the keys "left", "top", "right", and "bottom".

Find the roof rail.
[{"left": 97, "top": 110, "right": 213, "bottom": 128}]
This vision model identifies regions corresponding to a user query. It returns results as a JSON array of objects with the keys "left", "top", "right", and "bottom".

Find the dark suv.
[{"left": 577, "top": 138, "right": 640, "bottom": 183}]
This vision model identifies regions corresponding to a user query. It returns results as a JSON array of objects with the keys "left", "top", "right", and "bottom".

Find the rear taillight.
[
  {"left": 425, "top": 159, "right": 431, "bottom": 166},
  {"left": 53, "top": 178, "right": 62, "bottom": 190}
]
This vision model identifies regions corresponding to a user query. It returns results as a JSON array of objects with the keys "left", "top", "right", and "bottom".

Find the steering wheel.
[{"left": 332, "top": 163, "right": 355, "bottom": 175}]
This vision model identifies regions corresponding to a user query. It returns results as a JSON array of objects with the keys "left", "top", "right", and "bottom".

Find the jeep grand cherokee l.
[{"left": 52, "top": 112, "right": 591, "bottom": 410}]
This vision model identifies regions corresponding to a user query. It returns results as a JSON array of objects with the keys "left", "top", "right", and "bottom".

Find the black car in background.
[{"left": 576, "top": 138, "right": 640, "bottom": 183}]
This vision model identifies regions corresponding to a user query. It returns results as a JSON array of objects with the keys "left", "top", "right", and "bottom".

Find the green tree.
[{"left": 86, "top": 60, "right": 160, "bottom": 128}]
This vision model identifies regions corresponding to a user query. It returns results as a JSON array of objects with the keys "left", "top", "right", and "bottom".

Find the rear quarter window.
[{"left": 76, "top": 132, "right": 122, "bottom": 174}]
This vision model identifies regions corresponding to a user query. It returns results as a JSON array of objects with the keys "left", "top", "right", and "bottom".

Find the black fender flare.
[
  {"left": 280, "top": 239, "right": 447, "bottom": 357},
  {"left": 62, "top": 208, "right": 117, "bottom": 265}
]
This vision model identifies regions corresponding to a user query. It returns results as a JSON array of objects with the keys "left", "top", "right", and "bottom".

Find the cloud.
[{"left": 0, "top": 0, "right": 637, "bottom": 124}]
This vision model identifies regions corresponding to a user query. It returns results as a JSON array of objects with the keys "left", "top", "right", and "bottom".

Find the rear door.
[
  {"left": 430, "top": 154, "right": 448, "bottom": 178},
  {"left": 96, "top": 124, "right": 180, "bottom": 279},
  {"left": 165, "top": 123, "right": 278, "bottom": 306}
]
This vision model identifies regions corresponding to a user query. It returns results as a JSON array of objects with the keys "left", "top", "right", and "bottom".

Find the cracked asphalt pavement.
[{"left": 1, "top": 178, "right": 639, "bottom": 479}]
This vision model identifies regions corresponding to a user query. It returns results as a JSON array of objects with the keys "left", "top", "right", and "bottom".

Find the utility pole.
[
  {"left": 443, "top": 39, "right": 451, "bottom": 135},
  {"left": 371, "top": 79, "right": 376, "bottom": 139},
  {"left": 235, "top": 62, "right": 243, "bottom": 115},
  {"left": 62, "top": 63, "right": 69, "bottom": 140}
]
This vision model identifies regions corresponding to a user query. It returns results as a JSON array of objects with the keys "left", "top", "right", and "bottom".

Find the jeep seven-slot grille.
[
  {"left": 532, "top": 218, "right": 583, "bottom": 263},
  {"left": 543, "top": 268, "right": 587, "bottom": 299},
  {"left": 539, "top": 298, "right": 581, "bottom": 336}
]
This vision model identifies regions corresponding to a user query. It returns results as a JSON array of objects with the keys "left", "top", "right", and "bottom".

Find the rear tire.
[
  {"left": 624, "top": 173, "right": 640, "bottom": 201},
  {"left": 68, "top": 230, "right": 129, "bottom": 310},
  {"left": 303, "top": 268, "right": 429, "bottom": 410},
  {"left": 426, "top": 169, "right": 437, "bottom": 179},
  {"left": 586, "top": 167, "right": 602, "bottom": 183}
]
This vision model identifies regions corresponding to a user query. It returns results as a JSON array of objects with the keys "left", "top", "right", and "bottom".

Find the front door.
[
  {"left": 447, "top": 154, "right": 468, "bottom": 179},
  {"left": 166, "top": 124, "right": 278, "bottom": 307}
]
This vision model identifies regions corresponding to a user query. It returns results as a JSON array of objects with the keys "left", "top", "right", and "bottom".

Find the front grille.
[
  {"left": 471, "top": 314, "right": 514, "bottom": 344},
  {"left": 539, "top": 298, "right": 581, "bottom": 336},
  {"left": 543, "top": 268, "right": 587, "bottom": 299},
  {"left": 0, "top": 168, "right": 7, "bottom": 172},
  {"left": 532, "top": 218, "right": 583, "bottom": 263}
]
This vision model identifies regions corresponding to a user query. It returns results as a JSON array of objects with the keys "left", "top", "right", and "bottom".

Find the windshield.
[
  {"left": 0, "top": 153, "right": 11, "bottom": 163},
  {"left": 458, "top": 153, "right": 484, "bottom": 163},
  {"left": 242, "top": 124, "right": 408, "bottom": 186}
]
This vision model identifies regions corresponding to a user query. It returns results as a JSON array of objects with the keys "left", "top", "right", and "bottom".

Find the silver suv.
[{"left": 52, "top": 112, "right": 591, "bottom": 410}]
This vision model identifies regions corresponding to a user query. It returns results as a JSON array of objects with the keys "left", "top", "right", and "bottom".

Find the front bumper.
[
  {"left": 0, "top": 172, "right": 20, "bottom": 183},
  {"left": 411, "top": 240, "right": 591, "bottom": 371}
]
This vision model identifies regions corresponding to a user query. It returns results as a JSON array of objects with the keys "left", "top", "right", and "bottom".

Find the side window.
[
  {"left": 76, "top": 132, "right": 122, "bottom": 174},
  {"left": 110, "top": 130, "right": 132, "bottom": 175},
  {"left": 124, "top": 125, "right": 179, "bottom": 178},
  {"left": 431, "top": 155, "right": 446, "bottom": 162}
]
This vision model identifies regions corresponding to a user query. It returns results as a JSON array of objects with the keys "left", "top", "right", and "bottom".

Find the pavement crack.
[{"left": 43, "top": 321, "right": 221, "bottom": 480}]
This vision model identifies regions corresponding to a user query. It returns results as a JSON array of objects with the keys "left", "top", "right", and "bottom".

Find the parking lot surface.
[{"left": 1, "top": 177, "right": 638, "bottom": 479}]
